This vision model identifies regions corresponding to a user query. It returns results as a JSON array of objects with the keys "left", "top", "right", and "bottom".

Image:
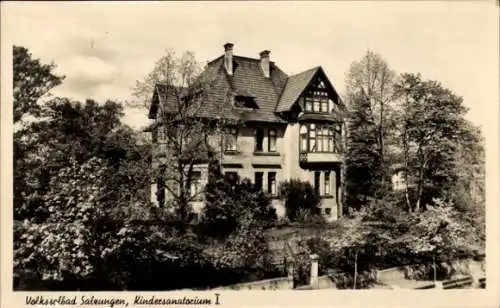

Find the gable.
[{"left": 276, "top": 67, "right": 344, "bottom": 113}]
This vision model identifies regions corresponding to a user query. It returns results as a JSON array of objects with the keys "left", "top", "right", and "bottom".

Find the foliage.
[
  {"left": 14, "top": 158, "right": 107, "bottom": 288},
  {"left": 13, "top": 46, "right": 65, "bottom": 122},
  {"left": 135, "top": 49, "right": 230, "bottom": 222},
  {"left": 393, "top": 73, "right": 468, "bottom": 212},
  {"left": 131, "top": 49, "right": 202, "bottom": 109},
  {"left": 344, "top": 50, "right": 397, "bottom": 211},
  {"left": 278, "top": 179, "right": 321, "bottom": 221},
  {"left": 14, "top": 98, "right": 151, "bottom": 221},
  {"left": 396, "top": 198, "right": 483, "bottom": 260},
  {"left": 330, "top": 271, "right": 376, "bottom": 289},
  {"left": 204, "top": 212, "right": 272, "bottom": 271},
  {"left": 202, "top": 161, "right": 276, "bottom": 238},
  {"left": 343, "top": 92, "right": 384, "bottom": 210}
]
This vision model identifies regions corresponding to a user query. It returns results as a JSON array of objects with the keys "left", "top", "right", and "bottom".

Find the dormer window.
[{"left": 234, "top": 95, "right": 258, "bottom": 109}]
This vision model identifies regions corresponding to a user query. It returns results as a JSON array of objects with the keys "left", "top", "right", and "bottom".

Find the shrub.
[
  {"left": 331, "top": 270, "right": 376, "bottom": 289},
  {"left": 278, "top": 179, "right": 321, "bottom": 222}
]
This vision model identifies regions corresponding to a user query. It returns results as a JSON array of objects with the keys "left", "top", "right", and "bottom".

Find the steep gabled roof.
[
  {"left": 275, "top": 66, "right": 345, "bottom": 113},
  {"left": 275, "top": 67, "right": 320, "bottom": 112},
  {"left": 148, "top": 49, "right": 343, "bottom": 124},
  {"left": 227, "top": 55, "right": 287, "bottom": 122}
]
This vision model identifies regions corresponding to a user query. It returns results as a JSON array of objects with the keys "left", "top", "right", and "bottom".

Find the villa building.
[{"left": 148, "top": 43, "right": 346, "bottom": 221}]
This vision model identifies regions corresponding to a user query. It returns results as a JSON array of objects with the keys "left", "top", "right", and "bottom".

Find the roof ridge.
[
  {"left": 288, "top": 66, "right": 321, "bottom": 77},
  {"left": 207, "top": 54, "right": 277, "bottom": 64}
]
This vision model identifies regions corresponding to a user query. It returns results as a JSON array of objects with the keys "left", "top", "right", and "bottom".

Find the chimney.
[
  {"left": 224, "top": 43, "right": 234, "bottom": 76},
  {"left": 310, "top": 254, "right": 319, "bottom": 289},
  {"left": 259, "top": 50, "right": 271, "bottom": 78}
]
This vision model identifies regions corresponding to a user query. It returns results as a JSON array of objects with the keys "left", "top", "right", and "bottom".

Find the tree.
[
  {"left": 343, "top": 92, "right": 384, "bottom": 210},
  {"left": 394, "top": 198, "right": 482, "bottom": 282},
  {"left": 344, "top": 51, "right": 397, "bottom": 210},
  {"left": 278, "top": 179, "right": 321, "bottom": 222},
  {"left": 451, "top": 120, "right": 485, "bottom": 212},
  {"left": 14, "top": 98, "right": 150, "bottom": 221},
  {"left": 393, "top": 73, "right": 468, "bottom": 212},
  {"left": 14, "top": 158, "right": 108, "bottom": 289},
  {"left": 13, "top": 46, "right": 64, "bottom": 123},
  {"left": 133, "top": 50, "right": 230, "bottom": 223}
]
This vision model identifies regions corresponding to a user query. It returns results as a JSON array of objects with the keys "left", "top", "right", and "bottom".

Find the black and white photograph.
[{"left": 1, "top": 1, "right": 499, "bottom": 306}]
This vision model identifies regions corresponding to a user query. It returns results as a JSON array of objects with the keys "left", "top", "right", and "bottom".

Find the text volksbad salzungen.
[{"left": 26, "top": 294, "right": 221, "bottom": 307}]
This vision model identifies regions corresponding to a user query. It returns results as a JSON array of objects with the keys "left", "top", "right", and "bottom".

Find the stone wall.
[{"left": 212, "top": 276, "right": 293, "bottom": 290}]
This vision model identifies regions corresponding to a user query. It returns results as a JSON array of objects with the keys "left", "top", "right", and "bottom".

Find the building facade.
[{"left": 148, "top": 43, "right": 346, "bottom": 222}]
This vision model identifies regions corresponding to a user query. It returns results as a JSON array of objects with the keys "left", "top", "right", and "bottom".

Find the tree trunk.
[
  {"left": 353, "top": 251, "right": 358, "bottom": 289},
  {"left": 414, "top": 147, "right": 427, "bottom": 213},
  {"left": 379, "top": 102, "right": 385, "bottom": 183},
  {"left": 402, "top": 124, "right": 412, "bottom": 212},
  {"left": 433, "top": 255, "right": 437, "bottom": 283}
]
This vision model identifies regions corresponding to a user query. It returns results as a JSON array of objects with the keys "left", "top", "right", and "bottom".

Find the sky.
[{"left": 3, "top": 1, "right": 498, "bottom": 130}]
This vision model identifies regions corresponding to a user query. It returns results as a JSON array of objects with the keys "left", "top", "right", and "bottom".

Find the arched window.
[
  {"left": 309, "top": 124, "right": 316, "bottom": 152},
  {"left": 300, "top": 125, "right": 308, "bottom": 153}
]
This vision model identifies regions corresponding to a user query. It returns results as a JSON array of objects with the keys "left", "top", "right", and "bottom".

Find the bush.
[
  {"left": 202, "top": 164, "right": 276, "bottom": 238},
  {"left": 278, "top": 179, "right": 321, "bottom": 222},
  {"left": 331, "top": 271, "right": 376, "bottom": 289}
]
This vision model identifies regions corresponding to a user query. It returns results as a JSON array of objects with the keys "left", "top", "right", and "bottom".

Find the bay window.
[{"left": 299, "top": 123, "right": 342, "bottom": 153}]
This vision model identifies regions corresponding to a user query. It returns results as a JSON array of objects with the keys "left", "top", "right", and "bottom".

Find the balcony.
[{"left": 299, "top": 152, "right": 343, "bottom": 164}]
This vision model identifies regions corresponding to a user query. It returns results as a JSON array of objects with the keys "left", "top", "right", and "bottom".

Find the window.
[
  {"left": 335, "top": 125, "right": 342, "bottom": 152},
  {"left": 152, "top": 129, "right": 158, "bottom": 143},
  {"left": 314, "top": 172, "right": 321, "bottom": 195},
  {"left": 189, "top": 212, "right": 199, "bottom": 222},
  {"left": 313, "top": 100, "right": 320, "bottom": 112},
  {"left": 268, "top": 129, "right": 277, "bottom": 152},
  {"left": 300, "top": 124, "right": 340, "bottom": 153},
  {"left": 325, "top": 208, "right": 331, "bottom": 216},
  {"left": 225, "top": 127, "right": 238, "bottom": 151},
  {"left": 189, "top": 171, "right": 202, "bottom": 197},
  {"left": 225, "top": 172, "right": 239, "bottom": 186},
  {"left": 156, "top": 176, "right": 165, "bottom": 207},
  {"left": 268, "top": 172, "right": 277, "bottom": 196},
  {"left": 255, "top": 128, "right": 264, "bottom": 152},
  {"left": 328, "top": 127, "right": 334, "bottom": 152},
  {"left": 234, "top": 95, "right": 258, "bottom": 109},
  {"left": 157, "top": 126, "right": 166, "bottom": 143},
  {"left": 305, "top": 98, "right": 313, "bottom": 112},
  {"left": 303, "top": 86, "right": 329, "bottom": 113},
  {"left": 254, "top": 172, "right": 264, "bottom": 191},
  {"left": 300, "top": 125, "right": 308, "bottom": 153},
  {"left": 316, "top": 127, "right": 329, "bottom": 152},
  {"left": 324, "top": 171, "right": 331, "bottom": 195},
  {"left": 309, "top": 125, "right": 316, "bottom": 151}
]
